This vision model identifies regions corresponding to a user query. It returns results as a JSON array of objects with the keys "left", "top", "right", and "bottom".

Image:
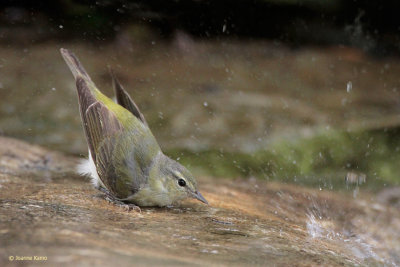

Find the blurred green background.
[{"left": 1, "top": 0, "right": 400, "bottom": 190}]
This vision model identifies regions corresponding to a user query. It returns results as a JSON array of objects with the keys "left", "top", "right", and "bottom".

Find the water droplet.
[{"left": 346, "top": 81, "right": 352, "bottom": 92}]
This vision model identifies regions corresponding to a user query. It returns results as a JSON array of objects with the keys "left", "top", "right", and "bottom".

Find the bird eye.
[{"left": 178, "top": 179, "right": 186, "bottom": 187}]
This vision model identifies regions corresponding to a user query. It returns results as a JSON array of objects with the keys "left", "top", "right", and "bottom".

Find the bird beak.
[{"left": 193, "top": 191, "right": 209, "bottom": 205}]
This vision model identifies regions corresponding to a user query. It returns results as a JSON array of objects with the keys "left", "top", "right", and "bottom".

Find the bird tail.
[{"left": 60, "top": 48, "right": 92, "bottom": 82}]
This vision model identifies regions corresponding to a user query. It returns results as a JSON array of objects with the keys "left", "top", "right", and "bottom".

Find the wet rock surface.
[{"left": 0, "top": 137, "right": 399, "bottom": 266}]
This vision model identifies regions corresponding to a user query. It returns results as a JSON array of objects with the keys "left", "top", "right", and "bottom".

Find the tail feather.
[{"left": 60, "top": 48, "right": 92, "bottom": 81}]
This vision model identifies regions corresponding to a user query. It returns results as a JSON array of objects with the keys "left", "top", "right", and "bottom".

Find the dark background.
[{"left": 1, "top": 0, "right": 400, "bottom": 56}]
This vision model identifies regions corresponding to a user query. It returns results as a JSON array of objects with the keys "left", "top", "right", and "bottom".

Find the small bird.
[{"left": 60, "top": 48, "right": 208, "bottom": 208}]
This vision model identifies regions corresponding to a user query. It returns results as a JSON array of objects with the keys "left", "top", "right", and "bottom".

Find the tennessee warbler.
[{"left": 60, "top": 48, "right": 208, "bottom": 207}]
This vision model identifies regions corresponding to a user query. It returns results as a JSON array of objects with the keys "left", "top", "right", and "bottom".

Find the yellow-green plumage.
[{"left": 61, "top": 48, "right": 208, "bottom": 207}]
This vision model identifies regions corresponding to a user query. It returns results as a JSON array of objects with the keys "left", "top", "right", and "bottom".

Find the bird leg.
[{"left": 97, "top": 187, "right": 141, "bottom": 212}]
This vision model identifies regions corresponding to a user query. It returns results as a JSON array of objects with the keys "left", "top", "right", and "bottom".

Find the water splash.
[{"left": 306, "top": 202, "right": 390, "bottom": 265}]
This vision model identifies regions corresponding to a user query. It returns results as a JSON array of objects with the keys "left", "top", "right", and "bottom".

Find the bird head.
[{"left": 153, "top": 154, "right": 208, "bottom": 205}]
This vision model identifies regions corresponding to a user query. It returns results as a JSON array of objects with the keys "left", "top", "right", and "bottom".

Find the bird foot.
[
  {"left": 116, "top": 202, "right": 141, "bottom": 212},
  {"left": 97, "top": 187, "right": 141, "bottom": 212}
]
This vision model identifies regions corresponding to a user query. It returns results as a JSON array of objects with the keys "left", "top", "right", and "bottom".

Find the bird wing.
[
  {"left": 80, "top": 77, "right": 158, "bottom": 197},
  {"left": 110, "top": 68, "right": 149, "bottom": 127},
  {"left": 76, "top": 77, "right": 125, "bottom": 195},
  {"left": 61, "top": 49, "right": 161, "bottom": 197}
]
